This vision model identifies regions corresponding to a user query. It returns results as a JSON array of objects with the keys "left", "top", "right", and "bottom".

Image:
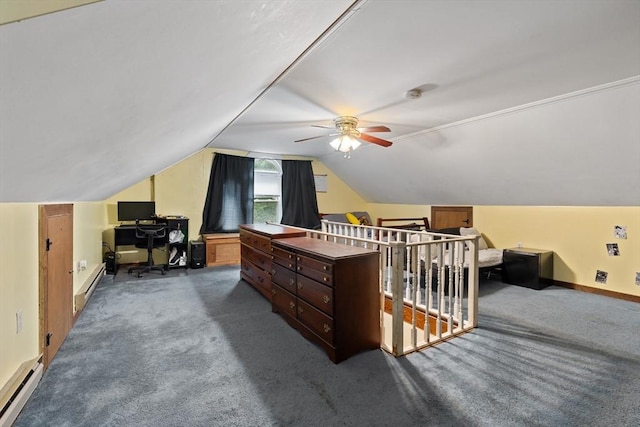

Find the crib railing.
[{"left": 286, "top": 220, "right": 479, "bottom": 356}]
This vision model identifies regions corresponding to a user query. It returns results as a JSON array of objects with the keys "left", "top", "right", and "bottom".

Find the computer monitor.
[{"left": 117, "top": 201, "right": 156, "bottom": 222}]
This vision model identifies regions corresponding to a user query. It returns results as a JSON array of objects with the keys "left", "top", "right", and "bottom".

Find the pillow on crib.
[
  {"left": 345, "top": 212, "right": 361, "bottom": 225},
  {"left": 460, "top": 227, "right": 489, "bottom": 250}
]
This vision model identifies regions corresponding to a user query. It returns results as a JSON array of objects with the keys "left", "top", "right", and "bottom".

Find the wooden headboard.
[{"left": 376, "top": 217, "right": 430, "bottom": 231}]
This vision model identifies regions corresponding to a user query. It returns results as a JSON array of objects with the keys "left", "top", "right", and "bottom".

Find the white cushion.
[
  {"left": 478, "top": 248, "right": 503, "bottom": 267},
  {"left": 459, "top": 227, "right": 489, "bottom": 250}
]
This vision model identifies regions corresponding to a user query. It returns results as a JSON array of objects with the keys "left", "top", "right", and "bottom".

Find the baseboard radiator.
[
  {"left": 0, "top": 358, "right": 43, "bottom": 427},
  {"left": 74, "top": 262, "right": 106, "bottom": 314}
]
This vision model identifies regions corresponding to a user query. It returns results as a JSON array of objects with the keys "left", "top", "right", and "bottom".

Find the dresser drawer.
[
  {"left": 296, "top": 275, "right": 333, "bottom": 317},
  {"left": 240, "top": 228, "right": 271, "bottom": 253},
  {"left": 241, "top": 244, "right": 272, "bottom": 272},
  {"left": 296, "top": 255, "right": 333, "bottom": 287},
  {"left": 272, "top": 284, "right": 297, "bottom": 318},
  {"left": 272, "top": 245, "right": 295, "bottom": 264},
  {"left": 297, "top": 299, "right": 334, "bottom": 346},
  {"left": 241, "top": 260, "right": 271, "bottom": 295},
  {"left": 272, "top": 254, "right": 295, "bottom": 270},
  {"left": 297, "top": 253, "right": 333, "bottom": 275},
  {"left": 271, "top": 262, "right": 297, "bottom": 294}
]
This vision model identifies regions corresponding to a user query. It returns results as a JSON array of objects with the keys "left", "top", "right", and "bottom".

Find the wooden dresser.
[
  {"left": 239, "top": 224, "right": 306, "bottom": 300},
  {"left": 270, "top": 237, "right": 380, "bottom": 363}
]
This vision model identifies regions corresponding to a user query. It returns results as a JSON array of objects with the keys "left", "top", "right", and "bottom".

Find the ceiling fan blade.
[
  {"left": 294, "top": 135, "right": 329, "bottom": 143},
  {"left": 311, "top": 125, "right": 335, "bottom": 129},
  {"left": 359, "top": 133, "right": 393, "bottom": 147},
  {"left": 358, "top": 126, "right": 391, "bottom": 133}
]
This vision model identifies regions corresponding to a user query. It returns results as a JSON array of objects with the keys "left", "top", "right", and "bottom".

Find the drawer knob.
[
  {"left": 323, "top": 295, "right": 330, "bottom": 304},
  {"left": 297, "top": 282, "right": 303, "bottom": 290},
  {"left": 298, "top": 306, "right": 304, "bottom": 314},
  {"left": 297, "top": 266, "right": 301, "bottom": 271},
  {"left": 323, "top": 276, "right": 328, "bottom": 282},
  {"left": 323, "top": 323, "right": 331, "bottom": 333},
  {"left": 323, "top": 265, "right": 328, "bottom": 271},
  {"left": 289, "top": 263, "right": 294, "bottom": 269},
  {"left": 289, "top": 301, "right": 296, "bottom": 310},
  {"left": 272, "top": 289, "right": 276, "bottom": 295},
  {"left": 289, "top": 254, "right": 293, "bottom": 259},
  {"left": 289, "top": 278, "right": 295, "bottom": 286},
  {"left": 272, "top": 269, "right": 276, "bottom": 275}
]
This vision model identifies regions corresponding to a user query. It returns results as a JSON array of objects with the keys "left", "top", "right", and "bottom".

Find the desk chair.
[{"left": 128, "top": 220, "right": 167, "bottom": 278}]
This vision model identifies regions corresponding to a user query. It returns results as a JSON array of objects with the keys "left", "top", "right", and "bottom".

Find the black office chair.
[{"left": 128, "top": 220, "right": 167, "bottom": 278}]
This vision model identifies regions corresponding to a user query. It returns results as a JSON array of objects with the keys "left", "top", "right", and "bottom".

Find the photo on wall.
[
  {"left": 614, "top": 225, "right": 627, "bottom": 239},
  {"left": 595, "top": 270, "right": 608, "bottom": 284},
  {"left": 606, "top": 243, "right": 620, "bottom": 256}
]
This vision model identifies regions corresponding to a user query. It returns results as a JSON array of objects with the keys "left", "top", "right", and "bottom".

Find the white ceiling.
[{"left": 1, "top": 0, "right": 639, "bottom": 205}]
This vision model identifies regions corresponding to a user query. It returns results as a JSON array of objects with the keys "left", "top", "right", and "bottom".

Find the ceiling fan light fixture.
[
  {"left": 330, "top": 134, "right": 361, "bottom": 155},
  {"left": 296, "top": 115, "right": 392, "bottom": 154}
]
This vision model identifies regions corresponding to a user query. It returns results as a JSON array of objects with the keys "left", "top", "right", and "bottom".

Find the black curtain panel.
[
  {"left": 280, "top": 160, "right": 321, "bottom": 229},
  {"left": 200, "top": 153, "right": 254, "bottom": 234}
]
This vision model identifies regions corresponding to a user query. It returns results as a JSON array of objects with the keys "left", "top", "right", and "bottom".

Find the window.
[{"left": 253, "top": 158, "right": 282, "bottom": 224}]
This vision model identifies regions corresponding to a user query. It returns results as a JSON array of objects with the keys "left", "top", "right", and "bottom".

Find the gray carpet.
[{"left": 15, "top": 267, "right": 640, "bottom": 426}]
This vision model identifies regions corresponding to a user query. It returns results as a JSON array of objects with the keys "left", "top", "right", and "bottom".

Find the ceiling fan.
[{"left": 295, "top": 116, "right": 392, "bottom": 157}]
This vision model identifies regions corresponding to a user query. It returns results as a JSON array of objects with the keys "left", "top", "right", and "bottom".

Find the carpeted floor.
[{"left": 15, "top": 266, "right": 640, "bottom": 426}]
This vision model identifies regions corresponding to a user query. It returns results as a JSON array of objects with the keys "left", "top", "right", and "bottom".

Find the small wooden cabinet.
[
  {"left": 204, "top": 233, "right": 240, "bottom": 267},
  {"left": 271, "top": 237, "right": 380, "bottom": 363},
  {"left": 239, "top": 224, "right": 306, "bottom": 300},
  {"left": 502, "top": 248, "right": 553, "bottom": 290}
]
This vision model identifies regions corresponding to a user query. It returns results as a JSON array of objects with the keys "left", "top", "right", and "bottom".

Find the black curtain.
[
  {"left": 280, "top": 160, "right": 321, "bottom": 229},
  {"left": 200, "top": 153, "right": 254, "bottom": 234}
]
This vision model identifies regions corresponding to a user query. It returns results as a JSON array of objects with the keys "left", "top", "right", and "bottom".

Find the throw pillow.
[
  {"left": 345, "top": 212, "right": 361, "bottom": 225},
  {"left": 459, "top": 227, "right": 489, "bottom": 250}
]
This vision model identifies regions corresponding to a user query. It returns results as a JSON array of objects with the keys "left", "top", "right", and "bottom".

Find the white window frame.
[{"left": 253, "top": 158, "right": 282, "bottom": 224}]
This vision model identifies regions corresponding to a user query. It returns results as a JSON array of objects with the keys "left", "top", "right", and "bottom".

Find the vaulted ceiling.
[{"left": 1, "top": 0, "right": 638, "bottom": 205}]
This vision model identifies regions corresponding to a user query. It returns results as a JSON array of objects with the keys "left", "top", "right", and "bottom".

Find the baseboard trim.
[
  {"left": 74, "top": 262, "right": 106, "bottom": 315},
  {"left": 0, "top": 358, "right": 43, "bottom": 427},
  {"left": 553, "top": 280, "right": 640, "bottom": 303}
]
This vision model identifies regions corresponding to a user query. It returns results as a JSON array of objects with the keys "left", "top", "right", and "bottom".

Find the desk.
[{"left": 114, "top": 224, "right": 168, "bottom": 272}]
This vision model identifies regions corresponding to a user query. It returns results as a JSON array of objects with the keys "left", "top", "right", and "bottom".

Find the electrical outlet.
[
  {"left": 16, "top": 309, "right": 23, "bottom": 334},
  {"left": 80, "top": 259, "right": 87, "bottom": 270}
]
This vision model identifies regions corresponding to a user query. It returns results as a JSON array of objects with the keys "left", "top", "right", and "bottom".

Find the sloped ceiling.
[
  {"left": 0, "top": 0, "right": 354, "bottom": 202},
  {"left": 1, "top": 0, "right": 639, "bottom": 205}
]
